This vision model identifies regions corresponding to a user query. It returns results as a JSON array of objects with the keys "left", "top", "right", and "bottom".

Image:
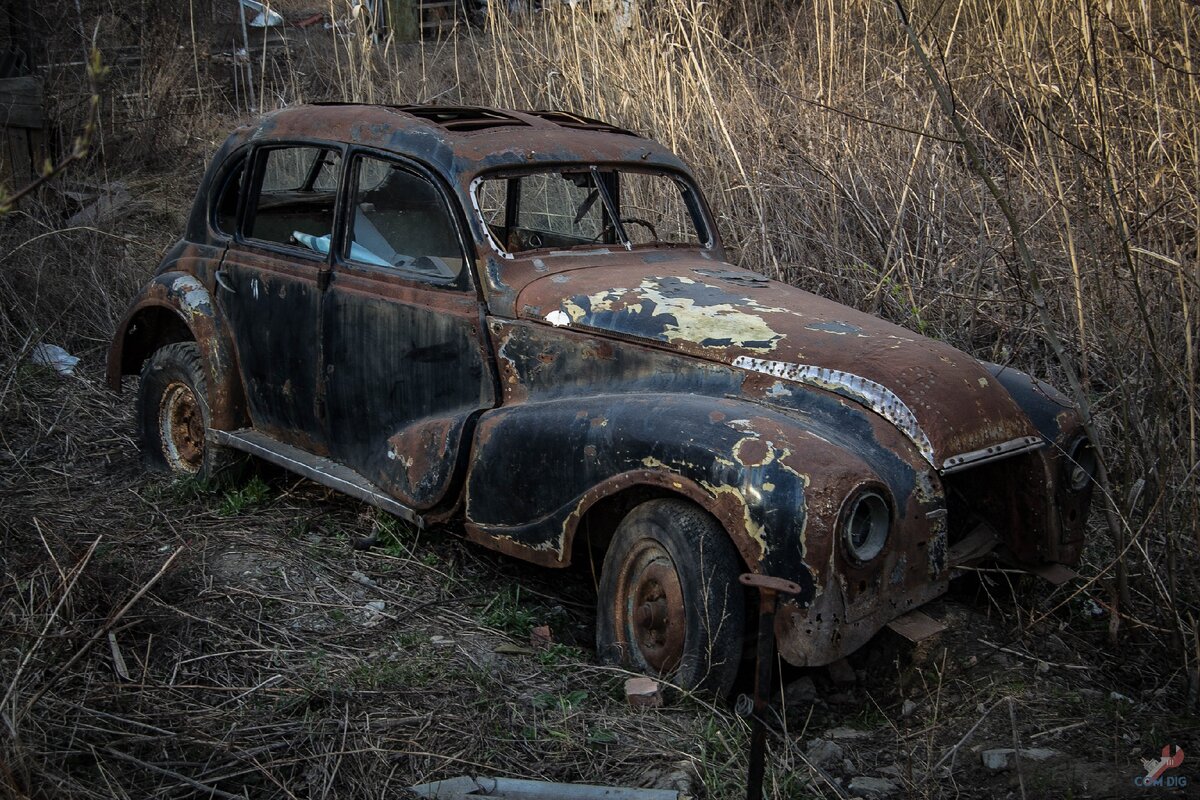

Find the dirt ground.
[{"left": 1, "top": 354, "right": 1196, "bottom": 799}]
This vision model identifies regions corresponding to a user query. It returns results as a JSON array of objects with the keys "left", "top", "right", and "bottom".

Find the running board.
[{"left": 212, "top": 428, "right": 424, "bottom": 528}]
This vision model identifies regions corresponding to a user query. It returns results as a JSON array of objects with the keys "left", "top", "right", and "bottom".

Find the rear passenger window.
[
  {"left": 245, "top": 146, "right": 341, "bottom": 253},
  {"left": 346, "top": 155, "right": 464, "bottom": 283}
]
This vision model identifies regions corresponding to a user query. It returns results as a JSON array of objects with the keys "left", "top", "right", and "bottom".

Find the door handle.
[{"left": 215, "top": 269, "right": 236, "bottom": 294}]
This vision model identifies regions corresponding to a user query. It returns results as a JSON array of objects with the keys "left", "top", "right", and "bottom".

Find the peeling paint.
[
  {"left": 805, "top": 320, "right": 865, "bottom": 337},
  {"left": 171, "top": 275, "right": 211, "bottom": 316},
  {"left": 732, "top": 436, "right": 774, "bottom": 467},
  {"left": 703, "top": 481, "right": 769, "bottom": 560},
  {"left": 563, "top": 276, "right": 787, "bottom": 351}
]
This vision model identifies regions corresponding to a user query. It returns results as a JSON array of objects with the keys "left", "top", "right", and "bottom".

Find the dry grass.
[
  {"left": 0, "top": 366, "right": 785, "bottom": 798},
  {"left": 3, "top": 0, "right": 1200, "bottom": 797}
]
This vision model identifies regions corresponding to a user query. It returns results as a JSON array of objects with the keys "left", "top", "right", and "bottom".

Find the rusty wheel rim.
[
  {"left": 159, "top": 381, "right": 204, "bottom": 473},
  {"left": 614, "top": 540, "right": 686, "bottom": 675}
]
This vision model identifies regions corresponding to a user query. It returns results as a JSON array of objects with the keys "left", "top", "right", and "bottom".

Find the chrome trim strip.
[
  {"left": 732, "top": 355, "right": 937, "bottom": 467},
  {"left": 940, "top": 435, "right": 1045, "bottom": 474},
  {"left": 212, "top": 429, "right": 424, "bottom": 527}
]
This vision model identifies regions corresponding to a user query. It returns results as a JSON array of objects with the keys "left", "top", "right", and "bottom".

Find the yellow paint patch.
[
  {"left": 732, "top": 436, "right": 775, "bottom": 467},
  {"left": 701, "top": 481, "right": 768, "bottom": 561}
]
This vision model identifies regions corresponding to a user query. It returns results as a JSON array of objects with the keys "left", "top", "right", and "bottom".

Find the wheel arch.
[
  {"left": 565, "top": 472, "right": 759, "bottom": 574},
  {"left": 110, "top": 302, "right": 194, "bottom": 384},
  {"left": 108, "top": 271, "right": 247, "bottom": 431}
]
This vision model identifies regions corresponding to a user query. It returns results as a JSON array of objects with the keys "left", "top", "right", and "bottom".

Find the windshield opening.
[{"left": 474, "top": 167, "right": 709, "bottom": 255}]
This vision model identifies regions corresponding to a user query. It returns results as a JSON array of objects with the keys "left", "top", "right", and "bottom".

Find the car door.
[
  {"left": 322, "top": 150, "right": 496, "bottom": 510},
  {"left": 215, "top": 143, "right": 342, "bottom": 453}
]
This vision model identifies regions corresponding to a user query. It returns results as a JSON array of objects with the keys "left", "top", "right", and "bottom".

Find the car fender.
[
  {"left": 107, "top": 268, "right": 245, "bottom": 430},
  {"left": 461, "top": 391, "right": 934, "bottom": 610}
]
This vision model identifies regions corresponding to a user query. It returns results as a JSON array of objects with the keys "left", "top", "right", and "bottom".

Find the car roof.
[{"left": 227, "top": 103, "right": 691, "bottom": 184}]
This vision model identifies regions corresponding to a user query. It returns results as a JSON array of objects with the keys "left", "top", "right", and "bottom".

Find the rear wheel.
[
  {"left": 596, "top": 498, "right": 745, "bottom": 696},
  {"left": 137, "top": 342, "right": 243, "bottom": 482}
]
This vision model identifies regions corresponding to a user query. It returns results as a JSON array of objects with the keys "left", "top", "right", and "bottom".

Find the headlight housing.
[
  {"left": 1065, "top": 436, "right": 1097, "bottom": 491},
  {"left": 841, "top": 487, "right": 891, "bottom": 563}
]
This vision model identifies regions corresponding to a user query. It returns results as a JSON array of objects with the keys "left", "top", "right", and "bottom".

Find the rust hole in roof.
[
  {"left": 524, "top": 110, "right": 637, "bottom": 136},
  {"left": 396, "top": 105, "right": 529, "bottom": 131}
]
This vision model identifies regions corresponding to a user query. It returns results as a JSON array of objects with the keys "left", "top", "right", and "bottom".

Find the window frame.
[
  {"left": 469, "top": 164, "right": 715, "bottom": 259},
  {"left": 334, "top": 147, "right": 475, "bottom": 292},
  {"left": 208, "top": 147, "right": 249, "bottom": 240},
  {"left": 235, "top": 140, "right": 347, "bottom": 263}
]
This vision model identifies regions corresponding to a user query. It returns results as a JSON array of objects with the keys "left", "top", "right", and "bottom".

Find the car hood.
[{"left": 515, "top": 257, "right": 1042, "bottom": 471}]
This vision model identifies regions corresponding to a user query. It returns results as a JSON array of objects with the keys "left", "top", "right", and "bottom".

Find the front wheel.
[
  {"left": 596, "top": 498, "right": 745, "bottom": 696},
  {"left": 137, "top": 341, "right": 243, "bottom": 482}
]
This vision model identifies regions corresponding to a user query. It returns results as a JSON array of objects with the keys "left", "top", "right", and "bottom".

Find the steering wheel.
[
  {"left": 589, "top": 217, "right": 660, "bottom": 243},
  {"left": 619, "top": 217, "right": 659, "bottom": 240}
]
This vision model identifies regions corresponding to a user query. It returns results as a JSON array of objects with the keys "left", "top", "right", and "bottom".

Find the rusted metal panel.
[
  {"left": 886, "top": 609, "right": 947, "bottom": 642},
  {"left": 512, "top": 258, "right": 1042, "bottom": 467},
  {"left": 108, "top": 103, "right": 1094, "bottom": 676},
  {"left": 107, "top": 264, "right": 247, "bottom": 432},
  {"left": 462, "top": 315, "right": 956, "bottom": 669},
  {"left": 322, "top": 273, "right": 494, "bottom": 511}
]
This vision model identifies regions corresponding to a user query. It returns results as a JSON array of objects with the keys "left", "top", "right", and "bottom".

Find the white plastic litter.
[
  {"left": 29, "top": 343, "right": 79, "bottom": 376},
  {"left": 240, "top": 0, "right": 284, "bottom": 27}
]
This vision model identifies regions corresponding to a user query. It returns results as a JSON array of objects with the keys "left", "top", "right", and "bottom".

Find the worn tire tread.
[
  {"left": 595, "top": 498, "right": 745, "bottom": 697},
  {"left": 137, "top": 341, "right": 244, "bottom": 484}
]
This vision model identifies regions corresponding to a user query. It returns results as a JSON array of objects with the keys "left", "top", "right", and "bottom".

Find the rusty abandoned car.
[{"left": 107, "top": 104, "right": 1096, "bottom": 695}]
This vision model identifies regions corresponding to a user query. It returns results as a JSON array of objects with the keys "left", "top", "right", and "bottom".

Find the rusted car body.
[{"left": 109, "top": 104, "right": 1094, "bottom": 693}]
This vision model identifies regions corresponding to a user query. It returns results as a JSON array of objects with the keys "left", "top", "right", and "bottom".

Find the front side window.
[
  {"left": 344, "top": 155, "right": 465, "bottom": 283},
  {"left": 474, "top": 167, "right": 709, "bottom": 255},
  {"left": 245, "top": 145, "right": 341, "bottom": 251}
]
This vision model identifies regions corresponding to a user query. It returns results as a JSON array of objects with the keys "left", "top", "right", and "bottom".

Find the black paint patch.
[
  {"left": 984, "top": 362, "right": 1073, "bottom": 443},
  {"left": 693, "top": 267, "right": 769, "bottom": 287},
  {"left": 324, "top": 287, "right": 494, "bottom": 510},
  {"left": 495, "top": 320, "right": 742, "bottom": 400},
  {"left": 465, "top": 392, "right": 817, "bottom": 602}
]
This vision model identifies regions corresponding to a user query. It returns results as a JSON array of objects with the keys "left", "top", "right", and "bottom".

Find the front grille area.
[{"left": 941, "top": 450, "right": 1059, "bottom": 565}]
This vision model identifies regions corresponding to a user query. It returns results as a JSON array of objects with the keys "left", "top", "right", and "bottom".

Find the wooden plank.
[
  {"left": 886, "top": 610, "right": 947, "bottom": 643},
  {"left": 947, "top": 522, "right": 999, "bottom": 567},
  {"left": 0, "top": 76, "right": 44, "bottom": 129},
  {"left": 1028, "top": 562, "right": 1077, "bottom": 586}
]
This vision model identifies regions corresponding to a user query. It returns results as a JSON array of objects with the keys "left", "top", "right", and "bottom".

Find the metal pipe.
[{"left": 739, "top": 573, "right": 802, "bottom": 800}]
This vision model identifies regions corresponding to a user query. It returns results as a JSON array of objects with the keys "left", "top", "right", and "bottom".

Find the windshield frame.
[{"left": 468, "top": 164, "right": 714, "bottom": 259}]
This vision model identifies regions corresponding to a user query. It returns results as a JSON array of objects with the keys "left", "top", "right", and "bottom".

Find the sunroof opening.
[{"left": 397, "top": 106, "right": 529, "bottom": 132}]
